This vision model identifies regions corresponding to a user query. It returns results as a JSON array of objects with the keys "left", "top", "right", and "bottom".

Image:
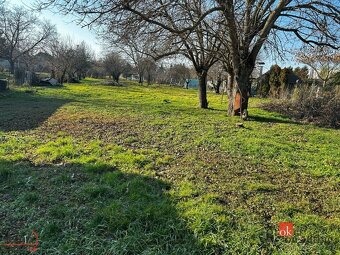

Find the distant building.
[
  {"left": 124, "top": 73, "right": 141, "bottom": 81},
  {"left": 184, "top": 79, "right": 199, "bottom": 89}
]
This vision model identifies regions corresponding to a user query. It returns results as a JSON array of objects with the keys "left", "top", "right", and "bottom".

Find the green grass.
[{"left": 0, "top": 80, "right": 339, "bottom": 254}]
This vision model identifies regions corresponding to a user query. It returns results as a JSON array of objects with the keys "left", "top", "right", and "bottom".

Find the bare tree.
[
  {"left": 48, "top": 37, "right": 73, "bottom": 83},
  {"left": 102, "top": 20, "right": 181, "bottom": 85},
  {"left": 87, "top": 60, "right": 106, "bottom": 79},
  {"left": 159, "top": 63, "right": 192, "bottom": 86},
  {"left": 68, "top": 41, "right": 94, "bottom": 81},
  {"left": 47, "top": 36, "right": 94, "bottom": 83},
  {"left": 114, "top": 37, "right": 152, "bottom": 84},
  {"left": 214, "top": 0, "right": 339, "bottom": 116},
  {"left": 115, "top": 1, "right": 222, "bottom": 107},
  {"left": 103, "top": 52, "right": 129, "bottom": 83},
  {"left": 296, "top": 46, "right": 340, "bottom": 87},
  {"left": 175, "top": 1, "right": 222, "bottom": 108},
  {"left": 208, "top": 62, "right": 225, "bottom": 94},
  {"left": 142, "top": 58, "right": 157, "bottom": 85},
  {"left": 0, "top": 6, "right": 55, "bottom": 73}
]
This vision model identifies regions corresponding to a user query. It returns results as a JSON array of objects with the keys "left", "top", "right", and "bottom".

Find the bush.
[
  {"left": 262, "top": 85, "right": 340, "bottom": 128},
  {"left": 269, "top": 65, "right": 282, "bottom": 98},
  {"left": 256, "top": 73, "right": 270, "bottom": 97}
]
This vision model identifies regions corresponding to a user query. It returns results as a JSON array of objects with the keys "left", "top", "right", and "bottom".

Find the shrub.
[
  {"left": 256, "top": 73, "right": 270, "bottom": 97},
  {"left": 269, "top": 65, "right": 282, "bottom": 98},
  {"left": 262, "top": 85, "right": 340, "bottom": 128}
]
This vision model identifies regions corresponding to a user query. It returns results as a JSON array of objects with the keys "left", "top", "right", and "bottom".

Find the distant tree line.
[{"left": 88, "top": 52, "right": 194, "bottom": 86}]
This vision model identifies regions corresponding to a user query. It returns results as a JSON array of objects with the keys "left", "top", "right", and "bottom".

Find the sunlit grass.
[{"left": 0, "top": 79, "right": 339, "bottom": 254}]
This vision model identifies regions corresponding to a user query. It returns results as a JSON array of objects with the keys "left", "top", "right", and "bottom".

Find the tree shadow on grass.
[
  {"left": 0, "top": 160, "right": 206, "bottom": 254},
  {"left": 248, "top": 114, "right": 301, "bottom": 125},
  {"left": 0, "top": 90, "right": 70, "bottom": 132},
  {"left": 207, "top": 107, "right": 227, "bottom": 112}
]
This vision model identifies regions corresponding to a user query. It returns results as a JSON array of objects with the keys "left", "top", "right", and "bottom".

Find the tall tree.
[
  {"left": 214, "top": 0, "right": 339, "bottom": 115},
  {"left": 208, "top": 62, "right": 225, "bottom": 94},
  {"left": 174, "top": 1, "right": 222, "bottom": 108},
  {"left": 48, "top": 37, "right": 74, "bottom": 84},
  {"left": 0, "top": 6, "right": 55, "bottom": 73},
  {"left": 103, "top": 52, "right": 129, "bottom": 83},
  {"left": 68, "top": 41, "right": 94, "bottom": 81},
  {"left": 47, "top": 36, "right": 93, "bottom": 83}
]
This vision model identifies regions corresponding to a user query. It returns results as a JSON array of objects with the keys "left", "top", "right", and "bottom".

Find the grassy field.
[{"left": 0, "top": 79, "right": 339, "bottom": 254}]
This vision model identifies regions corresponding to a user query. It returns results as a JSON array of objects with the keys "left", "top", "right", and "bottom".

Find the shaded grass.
[
  {"left": 0, "top": 89, "right": 69, "bottom": 131},
  {"left": 0, "top": 79, "right": 339, "bottom": 254},
  {"left": 0, "top": 161, "right": 204, "bottom": 254}
]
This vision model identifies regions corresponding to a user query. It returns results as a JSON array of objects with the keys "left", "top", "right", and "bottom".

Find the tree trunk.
[
  {"left": 147, "top": 72, "right": 152, "bottom": 85},
  {"left": 238, "top": 77, "right": 250, "bottom": 116},
  {"left": 226, "top": 72, "right": 236, "bottom": 116},
  {"left": 60, "top": 69, "right": 66, "bottom": 84},
  {"left": 138, "top": 71, "right": 144, "bottom": 84},
  {"left": 197, "top": 70, "right": 208, "bottom": 109},
  {"left": 185, "top": 80, "right": 189, "bottom": 89},
  {"left": 214, "top": 77, "right": 222, "bottom": 94},
  {"left": 67, "top": 73, "right": 73, "bottom": 83},
  {"left": 227, "top": 68, "right": 252, "bottom": 116},
  {"left": 9, "top": 60, "right": 15, "bottom": 74},
  {"left": 113, "top": 73, "right": 120, "bottom": 83}
]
